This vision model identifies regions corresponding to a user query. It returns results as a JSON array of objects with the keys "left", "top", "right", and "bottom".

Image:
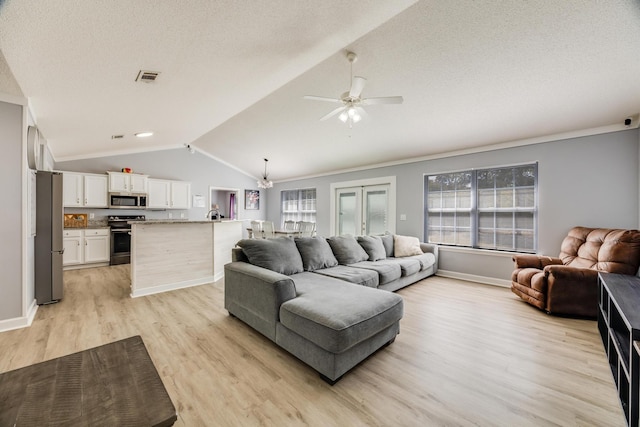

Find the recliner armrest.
[
  {"left": 544, "top": 264, "right": 599, "bottom": 281},
  {"left": 513, "top": 254, "right": 563, "bottom": 269}
]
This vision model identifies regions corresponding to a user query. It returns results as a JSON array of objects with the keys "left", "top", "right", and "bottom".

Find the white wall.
[{"left": 267, "top": 129, "right": 640, "bottom": 285}]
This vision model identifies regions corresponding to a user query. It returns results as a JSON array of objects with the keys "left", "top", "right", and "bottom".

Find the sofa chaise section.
[{"left": 224, "top": 234, "right": 437, "bottom": 383}]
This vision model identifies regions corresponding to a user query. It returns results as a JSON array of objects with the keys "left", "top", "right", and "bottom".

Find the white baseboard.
[
  {"left": 130, "top": 276, "right": 216, "bottom": 298},
  {"left": 0, "top": 299, "right": 39, "bottom": 333},
  {"left": 436, "top": 270, "right": 511, "bottom": 288},
  {"left": 213, "top": 271, "right": 224, "bottom": 282}
]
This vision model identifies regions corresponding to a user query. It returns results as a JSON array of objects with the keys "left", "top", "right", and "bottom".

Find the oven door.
[{"left": 110, "top": 229, "right": 131, "bottom": 265}]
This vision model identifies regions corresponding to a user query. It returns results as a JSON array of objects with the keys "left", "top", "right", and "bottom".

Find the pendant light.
[{"left": 257, "top": 158, "right": 273, "bottom": 189}]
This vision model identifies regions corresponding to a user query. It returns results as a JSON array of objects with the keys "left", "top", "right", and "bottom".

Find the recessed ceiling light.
[{"left": 135, "top": 132, "right": 153, "bottom": 138}]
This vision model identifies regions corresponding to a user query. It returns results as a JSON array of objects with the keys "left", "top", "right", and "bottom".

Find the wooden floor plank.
[{"left": 0, "top": 266, "right": 625, "bottom": 426}]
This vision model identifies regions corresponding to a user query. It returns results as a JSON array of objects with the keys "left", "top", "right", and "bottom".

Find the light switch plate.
[
  {"left": 400, "top": 214, "right": 407, "bottom": 221},
  {"left": 168, "top": 213, "right": 173, "bottom": 219}
]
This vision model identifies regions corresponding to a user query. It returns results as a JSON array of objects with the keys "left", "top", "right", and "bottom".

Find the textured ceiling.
[{"left": 1, "top": 0, "right": 639, "bottom": 181}]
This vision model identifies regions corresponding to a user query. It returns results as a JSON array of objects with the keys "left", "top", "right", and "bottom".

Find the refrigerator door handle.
[{"left": 53, "top": 249, "right": 65, "bottom": 255}]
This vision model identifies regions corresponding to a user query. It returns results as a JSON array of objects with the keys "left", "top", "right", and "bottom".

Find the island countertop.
[{"left": 128, "top": 219, "right": 242, "bottom": 225}]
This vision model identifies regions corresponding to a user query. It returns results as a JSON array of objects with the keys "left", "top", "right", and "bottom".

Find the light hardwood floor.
[{"left": 0, "top": 266, "right": 625, "bottom": 426}]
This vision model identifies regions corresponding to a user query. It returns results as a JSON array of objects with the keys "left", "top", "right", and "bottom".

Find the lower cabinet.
[
  {"left": 63, "top": 228, "right": 110, "bottom": 268},
  {"left": 598, "top": 272, "right": 640, "bottom": 426}
]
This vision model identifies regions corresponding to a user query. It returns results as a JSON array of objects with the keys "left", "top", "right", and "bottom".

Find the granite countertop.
[
  {"left": 64, "top": 226, "right": 110, "bottom": 230},
  {"left": 129, "top": 219, "right": 241, "bottom": 225}
]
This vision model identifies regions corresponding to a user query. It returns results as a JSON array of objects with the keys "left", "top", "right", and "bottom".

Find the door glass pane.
[
  {"left": 338, "top": 192, "right": 357, "bottom": 236},
  {"left": 366, "top": 190, "right": 387, "bottom": 235}
]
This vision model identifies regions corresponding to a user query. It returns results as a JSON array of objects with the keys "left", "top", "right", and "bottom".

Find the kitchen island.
[{"left": 129, "top": 220, "right": 242, "bottom": 298}]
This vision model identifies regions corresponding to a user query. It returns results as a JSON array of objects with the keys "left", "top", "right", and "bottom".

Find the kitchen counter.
[
  {"left": 128, "top": 219, "right": 237, "bottom": 225},
  {"left": 129, "top": 220, "right": 242, "bottom": 297},
  {"left": 64, "top": 226, "right": 110, "bottom": 230}
]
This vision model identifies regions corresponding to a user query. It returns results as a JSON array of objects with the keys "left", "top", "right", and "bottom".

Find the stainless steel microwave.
[{"left": 109, "top": 193, "right": 147, "bottom": 209}]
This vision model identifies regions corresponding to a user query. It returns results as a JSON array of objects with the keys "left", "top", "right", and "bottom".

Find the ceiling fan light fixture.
[
  {"left": 257, "top": 158, "right": 273, "bottom": 189},
  {"left": 339, "top": 110, "right": 349, "bottom": 122}
]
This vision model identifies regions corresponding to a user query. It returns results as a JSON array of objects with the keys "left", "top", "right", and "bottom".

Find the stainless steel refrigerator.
[{"left": 35, "top": 171, "right": 64, "bottom": 304}]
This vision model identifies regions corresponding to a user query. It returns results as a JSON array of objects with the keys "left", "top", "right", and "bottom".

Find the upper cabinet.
[
  {"left": 63, "top": 172, "right": 108, "bottom": 208},
  {"left": 148, "top": 179, "right": 191, "bottom": 209},
  {"left": 108, "top": 172, "right": 148, "bottom": 194}
]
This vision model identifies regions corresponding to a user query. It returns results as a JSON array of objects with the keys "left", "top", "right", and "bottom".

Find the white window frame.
[
  {"left": 280, "top": 188, "right": 317, "bottom": 226},
  {"left": 424, "top": 163, "right": 537, "bottom": 253}
]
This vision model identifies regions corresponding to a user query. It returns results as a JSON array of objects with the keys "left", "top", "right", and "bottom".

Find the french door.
[{"left": 336, "top": 185, "right": 390, "bottom": 236}]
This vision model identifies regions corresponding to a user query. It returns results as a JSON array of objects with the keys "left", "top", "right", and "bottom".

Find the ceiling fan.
[{"left": 304, "top": 51, "right": 403, "bottom": 127}]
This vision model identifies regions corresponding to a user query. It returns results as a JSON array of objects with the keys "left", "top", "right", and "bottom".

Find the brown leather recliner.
[{"left": 511, "top": 227, "right": 640, "bottom": 317}]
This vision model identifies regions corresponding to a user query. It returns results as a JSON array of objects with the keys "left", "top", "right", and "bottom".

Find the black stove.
[{"left": 108, "top": 215, "right": 145, "bottom": 265}]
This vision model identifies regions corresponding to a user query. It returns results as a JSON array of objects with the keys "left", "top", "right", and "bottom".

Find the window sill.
[{"left": 436, "top": 245, "right": 529, "bottom": 258}]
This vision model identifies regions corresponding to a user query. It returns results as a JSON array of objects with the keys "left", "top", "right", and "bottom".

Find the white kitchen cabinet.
[
  {"left": 147, "top": 179, "right": 191, "bottom": 209},
  {"left": 62, "top": 172, "right": 108, "bottom": 208},
  {"left": 108, "top": 172, "right": 148, "bottom": 194},
  {"left": 83, "top": 229, "right": 110, "bottom": 263},
  {"left": 170, "top": 181, "right": 191, "bottom": 209},
  {"left": 63, "top": 172, "right": 83, "bottom": 207},
  {"left": 83, "top": 174, "right": 108, "bottom": 207},
  {"left": 63, "top": 229, "right": 83, "bottom": 265},
  {"left": 63, "top": 228, "right": 110, "bottom": 267},
  {"left": 147, "top": 179, "right": 171, "bottom": 209}
]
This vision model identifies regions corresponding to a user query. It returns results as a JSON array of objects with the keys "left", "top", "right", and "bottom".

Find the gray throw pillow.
[
  {"left": 327, "top": 235, "right": 369, "bottom": 265},
  {"left": 380, "top": 233, "right": 394, "bottom": 257},
  {"left": 294, "top": 237, "right": 339, "bottom": 271},
  {"left": 236, "top": 237, "right": 303, "bottom": 275},
  {"left": 357, "top": 235, "right": 387, "bottom": 261}
]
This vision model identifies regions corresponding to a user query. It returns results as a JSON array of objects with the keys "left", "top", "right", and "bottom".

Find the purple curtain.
[{"left": 229, "top": 193, "right": 236, "bottom": 220}]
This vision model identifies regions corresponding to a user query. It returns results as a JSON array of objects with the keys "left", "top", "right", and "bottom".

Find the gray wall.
[
  {"left": 56, "top": 149, "right": 266, "bottom": 235},
  {"left": 0, "top": 100, "right": 24, "bottom": 320},
  {"left": 267, "top": 129, "right": 640, "bottom": 283},
  {"left": 55, "top": 129, "right": 640, "bottom": 285}
]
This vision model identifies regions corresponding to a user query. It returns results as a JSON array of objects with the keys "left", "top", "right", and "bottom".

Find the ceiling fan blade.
[
  {"left": 349, "top": 76, "right": 367, "bottom": 98},
  {"left": 303, "top": 95, "right": 343, "bottom": 103},
  {"left": 362, "top": 96, "right": 404, "bottom": 105},
  {"left": 320, "top": 106, "right": 346, "bottom": 121},
  {"left": 355, "top": 106, "right": 369, "bottom": 120}
]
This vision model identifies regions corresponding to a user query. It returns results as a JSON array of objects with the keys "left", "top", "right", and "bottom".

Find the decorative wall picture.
[{"left": 245, "top": 189, "right": 260, "bottom": 210}]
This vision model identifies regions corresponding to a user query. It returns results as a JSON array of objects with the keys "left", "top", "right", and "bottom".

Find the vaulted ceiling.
[{"left": 1, "top": 1, "right": 639, "bottom": 181}]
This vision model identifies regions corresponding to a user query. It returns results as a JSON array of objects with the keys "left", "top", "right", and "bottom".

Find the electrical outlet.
[
  {"left": 89, "top": 213, "right": 95, "bottom": 219},
  {"left": 400, "top": 214, "right": 407, "bottom": 221},
  {"left": 168, "top": 213, "right": 173, "bottom": 219},
  {"left": 180, "top": 213, "right": 185, "bottom": 219}
]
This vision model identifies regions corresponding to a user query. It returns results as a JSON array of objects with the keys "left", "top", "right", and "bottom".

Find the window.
[
  {"left": 281, "top": 188, "right": 316, "bottom": 226},
  {"left": 425, "top": 163, "right": 537, "bottom": 252}
]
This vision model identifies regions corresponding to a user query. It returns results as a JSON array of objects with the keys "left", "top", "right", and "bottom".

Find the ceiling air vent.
[
  {"left": 111, "top": 134, "right": 124, "bottom": 140},
  {"left": 135, "top": 70, "right": 160, "bottom": 83}
]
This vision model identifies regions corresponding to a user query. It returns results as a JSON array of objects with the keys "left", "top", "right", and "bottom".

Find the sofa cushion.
[
  {"left": 236, "top": 237, "right": 303, "bottom": 275},
  {"left": 313, "top": 266, "right": 379, "bottom": 288},
  {"left": 294, "top": 237, "right": 339, "bottom": 271},
  {"left": 357, "top": 235, "right": 386, "bottom": 261},
  {"left": 407, "top": 253, "right": 437, "bottom": 271},
  {"left": 377, "top": 258, "right": 421, "bottom": 277},
  {"left": 279, "top": 273, "right": 403, "bottom": 353},
  {"left": 348, "top": 261, "right": 402, "bottom": 285},
  {"left": 327, "top": 235, "right": 369, "bottom": 264},
  {"left": 394, "top": 235, "right": 423, "bottom": 257},
  {"left": 380, "top": 233, "right": 394, "bottom": 258}
]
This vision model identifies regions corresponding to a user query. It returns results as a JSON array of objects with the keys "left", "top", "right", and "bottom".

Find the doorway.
[
  {"left": 209, "top": 186, "right": 239, "bottom": 220},
  {"left": 330, "top": 176, "right": 396, "bottom": 236}
]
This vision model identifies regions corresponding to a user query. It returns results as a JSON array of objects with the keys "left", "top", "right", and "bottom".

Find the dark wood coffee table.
[{"left": 0, "top": 335, "right": 177, "bottom": 426}]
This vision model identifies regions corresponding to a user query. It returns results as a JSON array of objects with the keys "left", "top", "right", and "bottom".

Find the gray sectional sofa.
[{"left": 224, "top": 234, "right": 438, "bottom": 384}]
